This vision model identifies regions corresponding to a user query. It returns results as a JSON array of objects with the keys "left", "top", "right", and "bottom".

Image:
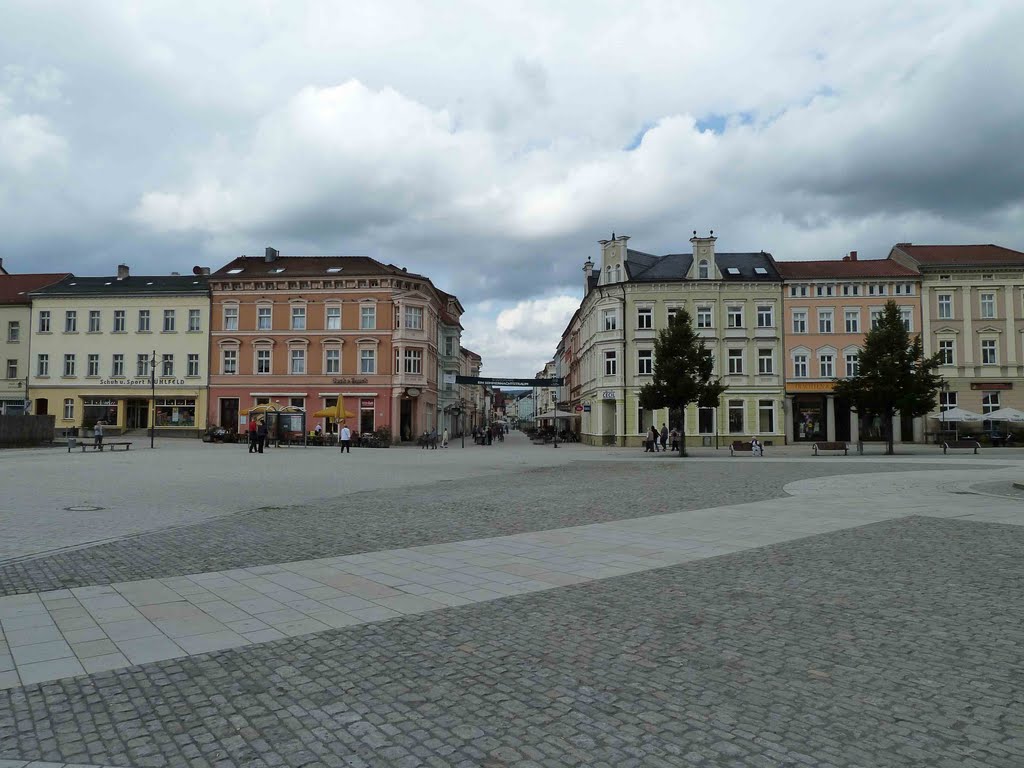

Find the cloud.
[
  {"left": 0, "top": 70, "right": 67, "bottom": 175},
  {"left": 463, "top": 295, "right": 581, "bottom": 376}
]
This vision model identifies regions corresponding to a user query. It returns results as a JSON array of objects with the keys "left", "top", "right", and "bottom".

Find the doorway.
[
  {"left": 400, "top": 399, "right": 413, "bottom": 441},
  {"left": 220, "top": 398, "right": 239, "bottom": 431},
  {"left": 126, "top": 399, "right": 149, "bottom": 429},
  {"left": 35, "top": 397, "right": 48, "bottom": 415}
]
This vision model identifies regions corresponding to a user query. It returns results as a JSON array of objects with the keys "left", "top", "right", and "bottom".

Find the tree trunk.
[
  {"left": 886, "top": 411, "right": 895, "bottom": 455},
  {"left": 679, "top": 416, "right": 687, "bottom": 457}
]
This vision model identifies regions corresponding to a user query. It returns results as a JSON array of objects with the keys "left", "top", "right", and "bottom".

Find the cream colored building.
[
  {"left": 28, "top": 268, "right": 210, "bottom": 436},
  {"left": 570, "top": 233, "right": 785, "bottom": 448}
]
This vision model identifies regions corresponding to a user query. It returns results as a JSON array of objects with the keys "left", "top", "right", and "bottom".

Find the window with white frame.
[
  {"left": 845, "top": 352, "right": 860, "bottom": 377},
  {"left": 6, "top": 360, "right": 15, "bottom": 379},
  {"left": 360, "top": 305, "right": 375, "bottom": 329},
  {"left": 63, "top": 398, "right": 74, "bottom": 420},
  {"left": 325, "top": 348, "right": 341, "bottom": 374},
  {"left": 939, "top": 390, "right": 957, "bottom": 411},
  {"left": 698, "top": 260, "right": 710, "bottom": 279},
  {"left": 937, "top": 293, "right": 952, "bottom": 319},
  {"left": 667, "top": 307, "right": 680, "bottom": 325},
  {"left": 290, "top": 348, "right": 306, "bottom": 374},
  {"left": 895, "top": 283, "right": 914, "bottom": 295},
  {"left": 87, "top": 354, "right": 99, "bottom": 377},
  {"left": 870, "top": 308, "right": 882, "bottom": 329},
  {"left": 291, "top": 305, "right": 307, "bottom": 330},
  {"left": 257, "top": 305, "right": 272, "bottom": 330},
  {"left": 697, "top": 307, "right": 712, "bottom": 328},
  {"left": 981, "top": 339, "right": 997, "bottom": 365},
  {"left": 637, "top": 307, "right": 652, "bottom": 329},
  {"left": 728, "top": 400, "right": 744, "bottom": 433},
  {"left": 163, "top": 309, "right": 176, "bottom": 332},
  {"left": 815, "top": 284, "right": 834, "bottom": 297},
  {"left": 138, "top": 309, "right": 150, "bottom": 332},
  {"left": 137, "top": 353, "right": 149, "bottom": 377},
  {"left": 819, "top": 353, "right": 834, "bottom": 378},
  {"left": 223, "top": 305, "right": 238, "bottom": 331},
  {"left": 727, "top": 349, "right": 743, "bottom": 374},
  {"left": 189, "top": 309, "right": 201, "bottom": 332},
  {"left": 7, "top": 320, "right": 19, "bottom": 342},
  {"left": 65, "top": 310, "right": 77, "bottom": 333},
  {"left": 982, "top": 391, "right": 1000, "bottom": 417},
  {"left": 256, "top": 348, "right": 271, "bottom": 374},
  {"left": 727, "top": 306, "right": 743, "bottom": 328},
  {"left": 757, "top": 305, "right": 773, "bottom": 327},
  {"left": 637, "top": 350, "right": 653, "bottom": 375},
  {"left": 790, "top": 285, "right": 808, "bottom": 297},
  {"left": 326, "top": 306, "right": 341, "bottom": 330},
  {"left": 404, "top": 348, "right": 422, "bottom": 374},
  {"left": 604, "top": 350, "right": 617, "bottom": 375},
  {"left": 793, "top": 354, "right": 808, "bottom": 378},
  {"left": 602, "top": 308, "right": 617, "bottom": 331},
  {"left": 360, "top": 348, "right": 376, "bottom": 374},
  {"left": 222, "top": 348, "right": 237, "bottom": 375},
  {"left": 900, "top": 308, "right": 912, "bottom": 331},
  {"left": 404, "top": 306, "right": 424, "bottom": 330},
  {"left": 110, "top": 310, "right": 124, "bottom": 333},
  {"left": 37, "top": 353, "right": 49, "bottom": 376},
  {"left": 758, "top": 400, "right": 774, "bottom": 433},
  {"left": 187, "top": 354, "right": 200, "bottom": 377},
  {"left": 844, "top": 310, "right": 860, "bottom": 333},
  {"left": 938, "top": 339, "right": 955, "bottom": 366},
  {"left": 161, "top": 354, "right": 174, "bottom": 377},
  {"left": 63, "top": 353, "right": 76, "bottom": 377},
  {"left": 842, "top": 284, "right": 860, "bottom": 296},
  {"left": 112, "top": 354, "right": 124, "bottom": 377},
  {"left": 818, "top": 309, "right": 834, "bottom": 334},
  {"left": 980, "top": 292, "right": 996, "bottom": 319},
  {"left": 38, "top": 311, "right": 50, "bottom": 333},
  {"left": 792, "top": 310, "right": 807, "bottom": 334},
  {"left": 758, "top": 348, "right": 773, "bottom": 374},
  {"left": 868, "top": 283, "right": 887, "bottom": 296},
  {"left": 698, "top": 407, "right": 715, "bottom": 434},
  {"left": 88, "top": 310, "right": 100, "bottom": 333}
]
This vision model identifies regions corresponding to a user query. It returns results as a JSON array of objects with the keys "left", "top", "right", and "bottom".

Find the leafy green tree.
[
  {"left": 833, "top": 300, "right": 943, "bottom": 455},
  {"left": 638, "top": 309, "right": 727, "bottom": 456}
]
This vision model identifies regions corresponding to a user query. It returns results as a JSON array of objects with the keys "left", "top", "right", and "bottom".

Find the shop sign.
[
  {"left": 970, "top": 382, "right": 1012, "bottom": 390},
  {"left": 360, "top": 398, "right": 374, "bottom": 408},
  {"left": 331, "top": 377, "right": 369, "bottom": 385},
  {"left": 98, "top": 377, "right": 185, "bottom": 386},
  {"left": 787, "top": 382, "right": 835, "bottom": 393},
  {"left": 583, "top": 404, "right": 592, "bottom": 412},
  {"left": 601, "top": 390, "right": 616, "bottom": 399}
]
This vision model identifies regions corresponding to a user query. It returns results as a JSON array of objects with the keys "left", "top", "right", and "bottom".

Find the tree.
[
  {"left": 833, "top": 300, "right": 943, "bottom": 455},
  {"left": 638, "top": 309, "right": 727, "bottom": 456}
]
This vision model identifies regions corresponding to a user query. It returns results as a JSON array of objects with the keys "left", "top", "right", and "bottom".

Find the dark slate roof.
[
  {"left": 627, "top": 251, "right": 781, "bottom": 281},
  {"left": 0, "top": 273, "right": 72, "bottom": 304},
  {"left": 776, "top": 258, "right": 918, "bottom": 279},
  {"left": 31, "top": 274, "right": 209, "bottom": 296},
  {"left": 213, "top": 255, "right": 420, "bottom": 278}
]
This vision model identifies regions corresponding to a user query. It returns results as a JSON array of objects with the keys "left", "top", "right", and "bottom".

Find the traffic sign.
[{"left": 574, "top": 404, "right": 584, "bottom": 412}]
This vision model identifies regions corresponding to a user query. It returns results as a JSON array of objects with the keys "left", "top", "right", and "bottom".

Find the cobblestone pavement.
[
  {"left": 1, "top": 515, "right": 1022, "bottom": 767},
  {"left": 0, "top": 461, "right": 970, "bottom": 597}
]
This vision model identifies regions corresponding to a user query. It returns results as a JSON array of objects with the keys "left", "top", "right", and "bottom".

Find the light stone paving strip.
[
  {"left": 0, "top": 763, "right": 127, "bottom": 768},
  {"left": 1, "top": 467, "right": 1020, "bottom": 691}
]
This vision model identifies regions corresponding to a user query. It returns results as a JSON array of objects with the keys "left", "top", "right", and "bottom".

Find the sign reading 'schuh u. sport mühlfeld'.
[{"left": 455, "top": 376, "right": 564, "bottom": 387}]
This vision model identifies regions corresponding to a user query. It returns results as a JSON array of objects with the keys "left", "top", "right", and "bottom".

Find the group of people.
[
  {"left": 473, "top": 424, "right": 504, "bottom": 445},
  {"left": 419, "top": 427, "right": 449, "bottom": 449},
  {"left": 247, "top": 418, "right": 268, "bottom": 453},
  {"left": 644, "top": 424, "right": 680, "bottom": 452}
]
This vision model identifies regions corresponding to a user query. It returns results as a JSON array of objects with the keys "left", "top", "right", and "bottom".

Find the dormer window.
[{"left": 698, "top": 260, "right": 710, "bottom": 279}]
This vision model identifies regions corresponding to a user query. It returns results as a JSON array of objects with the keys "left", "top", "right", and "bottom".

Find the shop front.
[{"left": 33, "top": 383, "right": 206, "bottom": 437}]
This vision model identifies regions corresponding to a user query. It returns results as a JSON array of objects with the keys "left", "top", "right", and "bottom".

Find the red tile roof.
[
  {"left": 775, "top": 259, "right": 918, "bottom": 279},
  {"left": 0, "top": 273, "right": 72, "bottom": 304},
  {"left": 892, "top": 244, "right": 1024, "bottom": 266}
]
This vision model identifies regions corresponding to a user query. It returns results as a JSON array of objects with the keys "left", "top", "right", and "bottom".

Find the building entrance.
[{"left": 126, "top": 399, "right": 149, "bottom": 429}]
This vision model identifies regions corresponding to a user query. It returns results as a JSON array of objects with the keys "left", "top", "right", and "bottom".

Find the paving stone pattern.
[
  {"left": 2, "top": 515, "right": 1022, "bottom": 768},
  {"left": 0, "top": 462, "right": 960, "bottom": 597}
]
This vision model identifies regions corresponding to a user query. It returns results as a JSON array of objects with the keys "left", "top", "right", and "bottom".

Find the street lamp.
[
  {"left": 940, "top": 380, "right": 949, "bottom": 443},
  {"left": 150, "top": 349, "right": 157, "bottom": 449}
]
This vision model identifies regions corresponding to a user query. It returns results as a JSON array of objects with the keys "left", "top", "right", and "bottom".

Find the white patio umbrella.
[
  {"left": 536, "top": 409, "right": 576, "bottom": 419},
  {"left": 930, "top": 406, "right": 983, "bottom": 440},
  {"left": 979, "top": 407, "right": 1024, "bottom": 422}
]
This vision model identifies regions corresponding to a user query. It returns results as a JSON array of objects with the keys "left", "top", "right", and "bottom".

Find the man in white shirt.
[{"left": 339, "top": 424, "right": 352, "bottom": 453}]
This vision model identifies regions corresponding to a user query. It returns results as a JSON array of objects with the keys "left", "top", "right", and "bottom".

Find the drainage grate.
[{"left": 64, "top": 505, "right": 104, "bottom": 512}]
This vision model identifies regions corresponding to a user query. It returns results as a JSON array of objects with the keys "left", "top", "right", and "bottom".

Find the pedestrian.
[
  {"left": 670, "top": 427, "right": 679, "bottom": 452},
  {"left": 429, "top": 427, "right": 438, "bottom": 449},
  {"left": 648, "top": 426, "right": 659, "bottom": 452},
  {"left": 486, "top": 426, "right": 493, "bottom": 445},
  {"left": 751, "top": 436, "right": 763, "bottom": 457},
  {"left": 660, "top": 423, "right": 668, "bottom": 452},
  {"left": 248, "top": 418, "right": 258, "bottom": 453},
  {"left": 442, "top": 427, "right": 449, "bottom": 448},
  {"left": 256, "top": 419, "right": 267, "bottom": 453},
  {"left": 644, "top": 426, "right": 653, "bottom": 452},
  {"left": 93, "top": 419, "right": 104, "bottom": 450},
  {"left": 339, "top": 423, "right": 351, "bottom": 453}
]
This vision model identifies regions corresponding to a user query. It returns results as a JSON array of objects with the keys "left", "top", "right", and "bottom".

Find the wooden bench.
[
  {"left": 943, "top": 440, "right": 980, "bottom": 455},
  {"left": 729, "top": 441, "right": 763, "bottom": 456},
  {"left": 79, "top": 441, "right": 132, "bottom": 453},
  {"left": 812, "top": 441, "right": 849, "bottom": 456}
]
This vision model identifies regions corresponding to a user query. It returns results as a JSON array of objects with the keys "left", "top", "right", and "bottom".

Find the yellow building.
[
  {"left": 572, "top": 233, "right": 786, "bottom": 447},
  {"left": 28, "top": 267, "right": 211, "bottom": 437}
]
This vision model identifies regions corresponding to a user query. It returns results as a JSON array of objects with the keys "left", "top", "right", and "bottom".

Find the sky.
[{"left": 2, "top": 1, "right": 1023, "bottom": 377}]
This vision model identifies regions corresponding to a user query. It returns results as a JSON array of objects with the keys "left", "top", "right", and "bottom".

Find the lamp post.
[
  {"left": 940, "top": 380, "right": 949, "bottom": 443},
  {"left": 552, "top": 388, "right": 558, "bottom": 448},
  {"left": 150, "top": 349, "right": 156, "bottom": 449}
]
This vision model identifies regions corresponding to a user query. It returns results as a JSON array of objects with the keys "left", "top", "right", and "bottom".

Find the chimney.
[
  {"left": 117, "top": 264, "right": 130, "bottom": 280},
  {"left": 583, "top": 258, "right": 594, "bottom": 294},
  {"left": 192, "top": 265, "right": 211, "bottom": 276},
  {"left": 0, "top": 257, "right": 5, "bottom": 275},
  {"left": 265, "top": 247, "right": 280, "bottom": 263},
  {"left": 848, "top": 250, "right": 858, "bottom": 261}
]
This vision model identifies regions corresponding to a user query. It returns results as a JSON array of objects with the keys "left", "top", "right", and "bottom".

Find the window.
[
  {"left": 938, "top": 340, "right": 955, "bottom": 366},
  {"left": 223, "top": 305, "right": 238, "bottom": 331},
  {"left": 895, "top": 283, "right": 913, "bottom": 295},
  {"left": 256, "top": 349, "right": 271, "bottom": 374},
  {"left": 360, "top": 348, "right": 376, "bottom": 374},
  {"left": 697, "top": 307, "right": 712, "bottom": 328},
  {"left": 291, "top": 306, "right": 306, "bottom": 331},
  {"left": 602, "top": 308, "right": 617, "bottom": 331},
  {"left": 88, "top": 310, "right": 101, "bottom": 332},
  {"left": 698, "top": 260, "right": 710, "bottom": 279},
  {"left": 7, "top": 359, "right": 16, "bottom": 379},
  {"left": 842, "top": 284, "right": 860, "bottom": 297},
  {"left": 637, "top": 308, "right": 652, "bottom": 329},
  {"left": 37, "top": 354, "right": 49, "bottom": 376},
  {"left": 667, "top": 307, "right": 680, "bottom": 325},
  {"left": 757, "top": 306, "right": 773, "bottom": 328},
  {"left": 63, "top": 354, "right": 76, "bottom": 377},
  {"left": 138, "top": 309, "right": 150, "bottom": 332},
  {"left": 404, "top": 306, "right": 423, "bottom": 330},
  {"left": 981, "top": 339, "right": 997, "bottom": 365},
  {"left": 698, "top": 407, "right": 714, "bottom": 434},
  {"left": 154, "top": 397, "right": 197, "bottom": 427},
  {"left": 818, "top": 310, "right": 833, "bottom": 334},
  {"left": 113, "top": 310, "right": 126, "bottom": 332},
  {"left": 222, "top": 349, "right": 237, "bottom": 374},
  {"left": 758, "top": 400, "right": 775, "bottom": 433},
  {"left": 870, "top": 308, "right": 882, "bottom": 329},
  {"left": 87, "top": 354, "right": 99, "bottom": 377},
  {"left": 254, "top": 305, "right": 272, "bottom": 330},
  {"left": 793, "top": 354, "right": 808, "bottom": 378},
  {"left": 728, "top": 400, "right": 744, "bottom": 433},
  {"left": 819, "top": 353, "right": 834, "bottom": 378},
  {"left": 137, "top": 353, "right": 149, "bottom": 377},
  {"left": 727, "top": 349, "right": 744, "bottom": 374},
  {"left": 792, "top": 310, "right": 807, "bottom": 334},
  {"left": 789, "top": 285, "right": 808, "bottom": 297},
  {"left": 325, "top": 348, "right": 341, "bottom": 374},
  {"left": 845, "top": 353, "right": 860, "bottom": 377},
  {"left": 844, "top": 310, "right": 860, "bottom": 333},
  {"left": 868, "top": 284, "right": 887, "bottom": 296},
  {"left": 38, "top": 311, "right": 50, "bottom": 333},
  {"left": 163, "top": 309, "right": 176, "bottom": 332},
  {"left": 939, "top": 390, "right": 957, "bottom": 411},
  {"left": 604, "top": 350, "right": 617, "bottom": 376},
  {"left": 444, "top": 336, "right": 455, "bottom": 357},
  {"left": 65, "top": 311, "right": 77, "bottom": 333},
  {"left": 326, "top": 306, "right": 341, "bottom": 330},
  {"left": 727, "top": 306, "right": 743, "bottom": 328},
  {"left": 291, "top": 348, "right": 306, "bottom": 374},
  {"left": 815, "top": 285, "right": 834, "bottom": 297},
  {"left": 937, "top": 294, "right": 952, "bottom": 319},
  {"left": 7, "top": 321, "right": 19, "bottom": 342},
  {"left": 188, "top": 309, "right": 201, "bottom": 332},
  {"left": 982, "top": 392, "right": 1000, "bottom": 418},
  {"left": 980, "top": 293, "right": 996, "bottom": 319},
  {"left": 758, "top": 348, "right": 773, "bottom": 375},
  {"left": 900, "top": 308, "right": 912, "bottom": 331},
  {"left": 161, "top": 354, "right": 174, "bottom": 377},
  {"left": 404, "top": 348, "right": 422, "bottom": 374},
  {"left": 63, "top": 398, "right": 74, "bottom": 420},
  {"left": 360, "top": 305, "right": 376, "bottom": 330},
  {"left": 637, "top": 350, "right": 653, "bottom": 375},
  {"left": 112, "top": 354, "right": 124, "bottom": 377}
]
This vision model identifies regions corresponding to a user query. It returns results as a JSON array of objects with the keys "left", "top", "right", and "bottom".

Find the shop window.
[
  {"left": 154, "top": 398, "right": 196, "bottom": 427},
  {"left": 795, "top": 401, "right": 825, "bottom": 441},
  {"left": 758, "top": 400, "right": 774, "bottom": 434},
  {"left": 698, "top": 407, "right": 714, "bottom": 434},
  {"left": 939, "top": 391, "right": 957, "bottom": 411},
  {"left": 83, "top": 398, "right": 118, "bottom": 429},
  {"left": 728, "top": 400, "right": 744, "bottom": 433}
]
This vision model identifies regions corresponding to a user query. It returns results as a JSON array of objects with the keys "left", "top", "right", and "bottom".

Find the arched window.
[
  {"left": 698, "top": 260, "right": 710, "bottom": 279},
  {"left": 614, "top": 265, "right": 622, "bottom": 283}
]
